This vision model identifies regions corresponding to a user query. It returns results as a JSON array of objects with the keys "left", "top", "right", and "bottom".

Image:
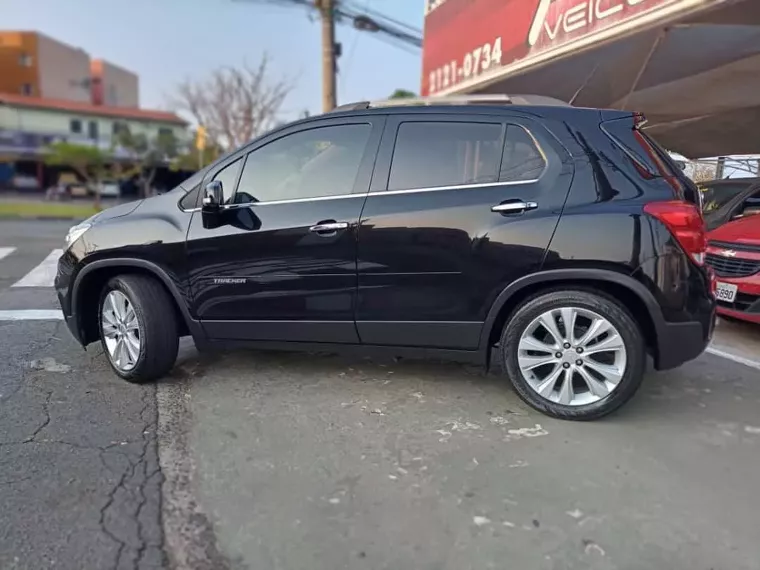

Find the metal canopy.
[{"left": 467, "top": 0, "right": 760, "bottom": 159}]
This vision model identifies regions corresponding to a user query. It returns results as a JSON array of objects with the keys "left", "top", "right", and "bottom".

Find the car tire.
[
  {"left": 499, "top": 289, "right": 646, "bottom": 421},
  {"left": 98, "top": 274, "right": 179, "bottom": 383}
]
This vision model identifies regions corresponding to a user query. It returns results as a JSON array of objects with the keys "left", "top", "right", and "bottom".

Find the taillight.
[{"left": 644, "top": 201, "right": 707, "bottom": 264}]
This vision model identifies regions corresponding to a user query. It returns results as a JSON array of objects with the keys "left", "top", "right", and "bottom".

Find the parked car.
[
  {"left": 55, "top": 95, "right": 715, "bottom": 421},
  {"left": 706, "top": 215, "right": 760, "bottom": 324},
  {"left": 700, "top": 177, "right": 760, "bottom": 231},
  {"left": 95, "top": 180, "right": 121, "bottom": 198}
]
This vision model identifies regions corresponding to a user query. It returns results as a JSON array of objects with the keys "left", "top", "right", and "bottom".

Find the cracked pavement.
[{"left": 0, "top": 319, "right": 164, "bottom": 570}]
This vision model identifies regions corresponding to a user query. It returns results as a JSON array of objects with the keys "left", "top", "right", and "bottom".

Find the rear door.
[{"left": 355, "top": 112, "right": 574, "bottom": 349}]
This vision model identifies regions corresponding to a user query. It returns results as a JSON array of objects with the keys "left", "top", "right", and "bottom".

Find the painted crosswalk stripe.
[
  {"left": 12, "top": 249, "right": 63, "bottom": 288},
  {"left": 0, "top": 247, "right": 16, "bottom": 260},
  {"left": 0, "top": 310, "right": 63, "bottom": 321}
]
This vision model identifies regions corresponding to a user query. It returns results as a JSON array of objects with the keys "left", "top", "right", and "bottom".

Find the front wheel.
[
  {"left": 99, "top": 274, "right": 179, "bottom": 383},
  {"left": 500, "top": 290, "right": 646, "bottom": 421}
]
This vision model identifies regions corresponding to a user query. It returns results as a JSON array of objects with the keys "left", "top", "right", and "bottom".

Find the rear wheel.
[
  {"left": 500, "top": 290, "right": 646, "bottom": 421},
  {"left": 99, "top": 274, "right": 179, "bottom": 383}
]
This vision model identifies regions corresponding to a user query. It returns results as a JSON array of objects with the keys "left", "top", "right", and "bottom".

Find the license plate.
[{"left": 715, "top": 282, "right": 738, "bottom": 303}]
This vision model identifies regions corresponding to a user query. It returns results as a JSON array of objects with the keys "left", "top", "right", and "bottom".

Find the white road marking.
[
  {"left": 705, "top": 346, "right": 760, "bottom": 371},
  {"left": 12, "top": 249, "right": 63, "bottom": 288},
  {"left": 0, "top": 310, "right": 63, "bottom": 321},
  {"left": 0, "top": 247, "right": 16, "bottom": 260}
]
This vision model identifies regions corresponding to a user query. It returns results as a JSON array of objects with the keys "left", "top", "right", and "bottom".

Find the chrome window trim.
[
  {"left": 384, "top": 122, "right": 548, "bottom": 195},
  {"left": 368, "top": 179, "right": 537, "bottom": 197},
  {"left": 220, "top": 192, "right": 364, "bottom": 210},
  {"left": 186, "top": 178, "right": 540, "bottom": 212},
  {"left": 183, "top": 124, "right": 549, "bottom": 210}
]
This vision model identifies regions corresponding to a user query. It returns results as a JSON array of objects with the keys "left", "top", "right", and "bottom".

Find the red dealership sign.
[{"left": 422, "top": 0, "right": 685, "bottom": 95}]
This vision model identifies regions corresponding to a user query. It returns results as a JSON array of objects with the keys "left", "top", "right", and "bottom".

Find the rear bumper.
[{"left": 655, "top": 315, "right": 715, "bottom": 370}]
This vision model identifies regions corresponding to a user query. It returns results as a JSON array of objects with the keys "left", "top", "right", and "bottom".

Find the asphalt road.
[{"left": 1, "top": 220, "right": 759, "bottom": 570}]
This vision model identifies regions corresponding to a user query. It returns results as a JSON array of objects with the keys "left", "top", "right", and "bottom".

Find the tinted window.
[
  {"left": 500, "top": 125, "right": 546, "bottom": 182},
  {"left": 179, "top": 184, "right": 201, "bottom": 210},
  {"left": 213, "top": 158, "right": 243, "bottom": 203},
  {"left": 388, "top": 122, "right": 503, "bottom": 191},
  {"left": 234, "top": 124, "right": 371, "bottom": 203},
  {"left": 700, "top": 181, "right": 756, "bottom": 213}
]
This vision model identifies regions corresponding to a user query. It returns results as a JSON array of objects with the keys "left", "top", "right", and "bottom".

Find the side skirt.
[{"left": 204, "top": 339, "right": 488, "bottom": 366}]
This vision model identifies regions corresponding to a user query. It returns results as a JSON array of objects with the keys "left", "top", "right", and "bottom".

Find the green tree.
[
  {"left": 171, "top": 132, "right": 224, "bottom": 172},
  {"left": 44, "top": 142, "right": 108, "bottom": 208},
  {"left": 115, "top": 129, "right": 179, "bottom": 198},
  {"left": 389, "top": 89, "right": 416, "bottom": 99}
]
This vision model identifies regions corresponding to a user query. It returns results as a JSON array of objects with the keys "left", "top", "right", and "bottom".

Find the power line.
[
  {"left": 232, "top": 0, "right": 422, "bottom": 112},
  {"left": 232, "top": 0, "right": 422, "bottom": 48}
]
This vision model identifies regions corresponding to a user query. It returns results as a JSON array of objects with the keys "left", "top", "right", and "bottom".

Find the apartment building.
[
  {"left": 0, "top": 31, "right": 92, "bottom": 102},
  {"left": 0, "top": 31, "right": 139, "bottom": 108},
  {"left": 91, "top": 59, "right": 139, "bottom": 108}
]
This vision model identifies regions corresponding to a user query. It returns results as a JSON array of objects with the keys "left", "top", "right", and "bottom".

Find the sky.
[{"left": 0, "top": 0, "right": 424, "bottom": 120}]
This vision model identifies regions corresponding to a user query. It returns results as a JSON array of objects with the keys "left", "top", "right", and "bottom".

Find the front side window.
[
  {"left": 234, "top": 124, "right": 372, "bottom": 204},
  {"left": 388, "top": 121, "right": 503, "bottom": 191},
  {"left": 500, "top": 125, "right": 546, "bottom": 182},
  {"left": 213, "top": 158, "right": 243, "bottom": 204}
]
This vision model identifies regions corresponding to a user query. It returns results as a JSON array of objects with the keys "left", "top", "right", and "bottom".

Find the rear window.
[
  {"left": 602, "top": 117, "right": 699, "bottom": 203},
  {"left": 601, "top": 120, "right": 678, "bottom": 179}
]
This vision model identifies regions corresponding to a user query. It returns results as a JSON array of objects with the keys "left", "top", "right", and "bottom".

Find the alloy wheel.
[
  {"left": 101, "top": 290, "right": 141, "bottom": 372},
  {"left": 517, "top": 307, "right": 628, "bottom": 406}
]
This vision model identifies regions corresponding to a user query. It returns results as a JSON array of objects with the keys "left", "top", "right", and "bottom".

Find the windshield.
[{"left": 699, "top": 180, "right": 758, "bottom": 213}]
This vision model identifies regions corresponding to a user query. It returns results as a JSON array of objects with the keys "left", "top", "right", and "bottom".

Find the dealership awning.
[{"left": 423, "top": 0, "right": 760, "bottom": 159}]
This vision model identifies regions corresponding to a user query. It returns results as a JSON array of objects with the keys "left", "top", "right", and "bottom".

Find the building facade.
[
  {"left": 0, "top": 31, "right": 139, "bottom": 107},
  {"left": 420, "top": 0, "right": 760, "bottom": 158},
  {"left": 0, "top": 94, "right": 188, "bottom": 190},
  {"left": 0, "top": 31, "right": 92, "bottom": 102},
  {"left": 91, "top": 59, "right": 139, "bottom": 108}
]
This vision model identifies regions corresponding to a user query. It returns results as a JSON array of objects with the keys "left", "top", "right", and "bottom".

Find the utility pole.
[{"left": 317, "top": 0, "right": 337, "bottom": 112}]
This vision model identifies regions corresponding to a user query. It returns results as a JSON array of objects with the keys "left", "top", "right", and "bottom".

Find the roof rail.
[{"left": 329, "top": 94, "right": 570, "bottom": 113}]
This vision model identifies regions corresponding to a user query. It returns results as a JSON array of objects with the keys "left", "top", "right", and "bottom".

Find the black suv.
[{"left": 55, "top": 95, "right": 715, "bottom": 420}]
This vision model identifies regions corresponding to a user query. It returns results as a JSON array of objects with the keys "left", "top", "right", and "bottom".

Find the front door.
[
  {"left": 356, "top": 113, "right": 573, "bottom": 350},
  {"left": 186, "top": 116, "right": 385, "bottom": 344}
]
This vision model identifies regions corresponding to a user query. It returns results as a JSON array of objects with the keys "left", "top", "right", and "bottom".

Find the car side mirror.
[{"left": 202, "top": 181, "right": 223, "bottom": 210}]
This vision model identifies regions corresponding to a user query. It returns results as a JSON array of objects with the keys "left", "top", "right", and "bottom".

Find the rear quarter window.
[{"left": 499, "top": 125, "right": 546, "bottom": 182}]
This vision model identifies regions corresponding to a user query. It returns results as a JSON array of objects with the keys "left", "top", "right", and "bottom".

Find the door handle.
[
  {"left": 309, "top": 222, "right": 349, "bottom": 234},
  {"left": 491, "top": 200, "right": 538, "bottom": 214}
]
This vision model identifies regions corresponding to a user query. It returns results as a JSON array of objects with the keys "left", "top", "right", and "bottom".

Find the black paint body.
[{"left": 56, "top": 104, "right": 715, "bottom": 371}]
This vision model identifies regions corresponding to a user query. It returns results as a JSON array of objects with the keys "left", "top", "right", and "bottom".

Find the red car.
[{"left": 707, "top": 215, "right": 760, "bottom": 323}]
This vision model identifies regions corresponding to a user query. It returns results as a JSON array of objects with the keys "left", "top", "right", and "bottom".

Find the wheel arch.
[
  {"left": 480, "top": 269, "right": 665, "bottom": 361},
  {"left": 71, "top": 258, "right": 201, "bottom": 345}
]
